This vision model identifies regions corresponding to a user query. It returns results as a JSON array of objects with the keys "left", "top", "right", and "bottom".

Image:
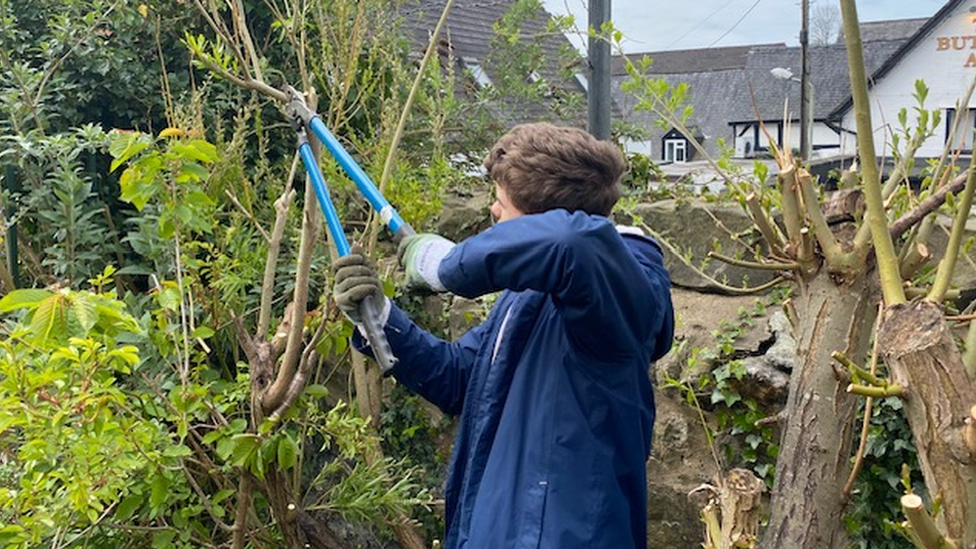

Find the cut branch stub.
[
  {"left": 901, "top": 493, "right": 958, "bottom": 549},
  {"left": 878, "top": 299, "right": 976, "bottom": 544}
]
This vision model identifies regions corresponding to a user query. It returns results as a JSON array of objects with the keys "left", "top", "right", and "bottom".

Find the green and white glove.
[
  {"left": 332, "top": 247, "right": 388, "bottom": 325},
  {"left": 397, "top": 233, "right": 456, "bottom": 293}
]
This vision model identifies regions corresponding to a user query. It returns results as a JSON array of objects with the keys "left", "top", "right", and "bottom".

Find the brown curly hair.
[{"left": 482, "top": 123, "right": 625, "bottom": 217}]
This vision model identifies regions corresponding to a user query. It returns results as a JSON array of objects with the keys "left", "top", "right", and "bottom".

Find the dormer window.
[
  {"left": 661, "top": 127, "right": 700, "bottom": 164},
  {"left": 461, "top": 57, "right": 493, "bottom": 89}
]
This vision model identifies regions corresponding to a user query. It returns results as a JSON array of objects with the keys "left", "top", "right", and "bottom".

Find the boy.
[{"left": 333, "top": 123, "right": 674, "bottom": 549}]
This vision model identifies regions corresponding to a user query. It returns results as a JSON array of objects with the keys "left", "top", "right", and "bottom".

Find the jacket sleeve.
[
  {"left": 437, "top": 209, "right": 671, "bottom": 360},
  {"left": 353, "top": 303, "right": 486, "bottom": 415}
]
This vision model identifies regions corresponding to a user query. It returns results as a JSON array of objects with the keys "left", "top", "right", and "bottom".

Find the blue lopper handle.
[
  {"left": 296, "top": 133, "right": 397, "bottom": 373},
  {"left": 305, "top": 117, "right": 416, "bottom": 239}
]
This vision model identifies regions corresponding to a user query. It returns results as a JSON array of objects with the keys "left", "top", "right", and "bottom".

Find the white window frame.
[
  {"left": 664, "top": 139, "right": 687, "bottom": 163},
  {"left": 946, "top": 107, "right": 976, "bottom": 153}
]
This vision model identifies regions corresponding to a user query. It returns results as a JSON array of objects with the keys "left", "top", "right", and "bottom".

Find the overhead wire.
[
  {"left": 707, "top": 0, "right": 765, "bottom": 48},
  {"left": 664, "top": 0, "right": 738, "bottom": 49}
]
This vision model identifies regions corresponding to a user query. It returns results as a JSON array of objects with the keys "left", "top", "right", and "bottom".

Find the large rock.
[
  {"left": 628, "top": 200, "right": 780, "bottom": 293},
  {"left": 435, "top": 190, "right": 492, "bottom": 242},
  {"left": 647, "top": 388, "right": 720, "bottom": 548}
]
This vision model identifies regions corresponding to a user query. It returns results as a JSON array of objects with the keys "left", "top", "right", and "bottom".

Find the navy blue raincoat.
[{"left": 357, "top": 209, "right": 674, "bottom": 549}]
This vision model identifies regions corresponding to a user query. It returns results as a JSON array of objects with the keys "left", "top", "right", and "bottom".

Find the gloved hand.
[
  {"left": 397, "top": 233, "right": 456, "bottom": 293},
  {"left": 333, "top": 246, "right": 385, "bottom": 324}
]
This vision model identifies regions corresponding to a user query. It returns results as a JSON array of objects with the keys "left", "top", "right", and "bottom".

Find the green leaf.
[
  {"left": 0, "top": 289, "right": 53, "bottom": 313},
  {"left": 150, "top": 474, "right": 170, "bottom": 511},
  {"left": 230, "top": 434, "right": 259, "bottom": 466},
  {"left": 216, "top": 436, "right": 235, "bottom": 461},
  {"left": 106, "top": 346, "right": 141, "bottom": 371},
  {"left": 0, "top": 525, "right": 28, "bottom": 545},
  {"left": 158, "top": 286, "right": 181, "bottom": 311},
  {"left": 151, "top": 529, "right": 175, "bottom": 549},
  {"left": 213, "top": 488, "right": 235, "bottom": 505},
  {"left": 116, "top": 494, "right": 143, "bottom": 521},
  {"left": 278, "top": 433, "right": 298, "bottom": 470},
  {"left": 119, "top": 167, "right": 154, "bottom": 211},
  {"left": 110, "top": 134, "right": 149, "bottom": 172},
  {"left": 201, "top": 430, "right": 223, "bottom": 445},
  {"left": 304, "top": 384, "right": 329, "bottom": 398},
  {"left": 170, "top": 140, "right": 219, "bottom": 164},
  {"left": 191, "top": 326, "right": 215, "bottom": 339},
  {"left": 163, "top": 444, "right": 193, "bottom": 458},
  {"left": 71, "top": 294, "right": 97, "bottom": 334},
  {"left": 185, "top": 190, "right": 214, "bottom": 208},
  {"left": 29, "top": 293, "right": 64, "bottom": 343},
  {"left": 176, "top": 162, "right": 211, "bottom": 183}
]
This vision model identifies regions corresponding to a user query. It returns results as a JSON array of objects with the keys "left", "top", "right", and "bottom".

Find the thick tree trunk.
[
  {"left": 263, "top": 469, "right": 348, "bottom": 549},
  {"left": 760, "top": 273, "right": 877, "bottom": 548},
  {"left": 878, "top": 299, "right": 976, "bottom": 546}
]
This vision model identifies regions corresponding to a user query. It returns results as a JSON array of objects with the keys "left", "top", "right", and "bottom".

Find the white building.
[
  {"left": 610, "top": 2, "right": 976, "bottom": 166},
  {"left": 834, "top": 0, "right": 976, "bottom": 158}
]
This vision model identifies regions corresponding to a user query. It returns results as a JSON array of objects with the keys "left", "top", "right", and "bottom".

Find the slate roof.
[
  {"left": 735, "top": 39, "right": 906, "bottom": 123},
  {"left": 611, "top": 21, "right": 915, "bottom": 157},
  {"left": 610, "top": 44, "right": 784, "bottom": 76},
  {"left": 397, "top": 0, "right": 588, "bottom": 127},
  {"left": 838, "top": 17, "right": 928, "bottom": 44}
]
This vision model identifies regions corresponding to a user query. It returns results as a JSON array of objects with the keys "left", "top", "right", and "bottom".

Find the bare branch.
[
  {"left": 778, "top": 166, "right": 805, "bottom": 249},
  {"left": 640, "top": 224, "right": 790, "bottom": 295},
  {"left": 264, "top": 180, "right": 319, "bottom": 413},
  {"left": 888, "top": 172, "right": 967, "bottom": 240},
  {"left": 707, "top": 251, "right": 798, "bottom": 272},
  {"left": 842, "top": 302, "right": 884, "bottom": 502},
  {"left": 847, "top": 383, "right": 906, "bottom": 398},
  {"left": 258, "top": 156, "right": 298, "bottom": 338},
  {"left": 797, "top": 169, "right": 845, "bottom": 263},
  {"left": 840, "top": 0, "right": 905, "bottom": 304},
  {"left": 231, "top": 477, "right": 253, "bottom": 549},
  {"left": 745, "top": 193, "right": 786, "bottom": 256}
]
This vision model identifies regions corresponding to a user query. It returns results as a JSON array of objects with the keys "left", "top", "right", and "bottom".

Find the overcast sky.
[{"left": 541, "top": 0, "right": 949, "bottom": 53}]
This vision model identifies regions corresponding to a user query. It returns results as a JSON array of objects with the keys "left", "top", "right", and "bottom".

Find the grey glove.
[
  {"left": 397, "top": 233, "right": 456, "bottom": 292},
  {"left": 333, "top": 247, "right": 384, "bottom": 324}
]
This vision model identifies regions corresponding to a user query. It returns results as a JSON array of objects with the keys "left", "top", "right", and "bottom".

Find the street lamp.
[{"left": 771, "top": 67, "right": 814, "bottom": 161}]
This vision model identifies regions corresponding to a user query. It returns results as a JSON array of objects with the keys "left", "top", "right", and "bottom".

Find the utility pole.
[
  {"left": 800, "top": 0, "right": 812, "bottom": 160},
  {"left": 588, "top": 0, "right": 611, "bottom": 140}
]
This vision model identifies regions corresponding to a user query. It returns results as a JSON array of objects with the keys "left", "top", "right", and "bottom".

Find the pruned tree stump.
[{"left": 694, "top": 468, "right": 764, "bottom": 548}]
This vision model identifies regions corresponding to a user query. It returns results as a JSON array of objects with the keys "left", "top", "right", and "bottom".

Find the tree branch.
[
  {"left": 797, "top": 169, "right": 850, "bottom": 268},
  {"left": 901, "top": 493, "right": 957, "bottom": 549},
  {"left": 840, "top": 0, "right": 905, "bottom": 305},
  {"left": 888, "top": 172, "right": 967, "bottom": 240},
  {"left": 745, "top": 192, "right": 786, "bottom": 256},
  {"left": 640, "top": 224, "right": 789, "bottom": 295},
  {"left": 778, "top": 166, "right": 805, "bottom": 249},
  {"left": 847, "top": 383, "right": 906, "bottom": 398},
  {"left": 231, "top": 476, "right": 253, "bottom": 549},
  {"left": 264, "top": 177, "right": 319, "bottom": 413},
  {"left": 707, "top": 251, "right": 798, "bottom": 272},
  {"left": 258, "top": 157, "right": 298, "bottom": 338}
]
